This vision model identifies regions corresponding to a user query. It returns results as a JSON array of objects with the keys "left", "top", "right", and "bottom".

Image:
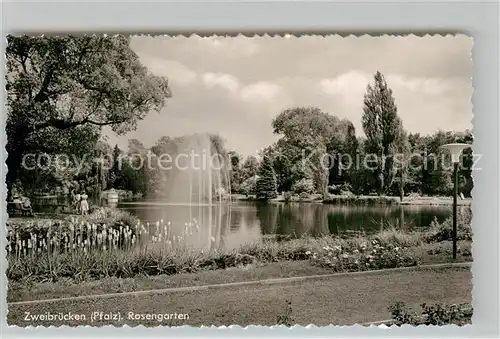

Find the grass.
[
  {"left": 7, "top": 240, "right": 471, "bottom": 303},
  {"left": 7, "top": 265, "right": 472, "bottom": 326}
]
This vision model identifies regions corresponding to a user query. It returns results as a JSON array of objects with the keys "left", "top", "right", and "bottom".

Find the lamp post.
[{"left": 441, "top": 143, "right": 471, "bottom": 260}]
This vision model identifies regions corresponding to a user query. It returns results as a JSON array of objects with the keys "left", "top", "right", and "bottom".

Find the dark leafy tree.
[
  {"left": 5, "top": 35, "right": 172, "bottom": 196},
  {"left": 241, "top": 156, "right": 260, "bottom": 183},
  {"left": 272, "top": 106, "right": 357, "bottom": 196},
  {"left": 256, "top": 154, "right": 278, "bottom": 200}
]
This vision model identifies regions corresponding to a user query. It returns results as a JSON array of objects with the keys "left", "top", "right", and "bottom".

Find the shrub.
[
  {"left": 291, "top": 179, "right": 314, "bottom": 195},
  {"left": 340, "top": 190, "right": 355, "bottom": 198},
  {"left": 283, "top": 191, "right": 292, "bottom": 203},
  {"left": 423, "top": 208, "right": 472, "bottom": 243},
  {"left": 389, "top": 302, "right": 472, "bottom": 326},
  {"left": 327, "top": 183, "right": 353, "bottom": 195},
  {"left": 407, "top": 192, "right": 422, "bottom": 200},
  {"left": 240, "top": 176, "right": 258, "bottom": 196},
  {"left": 299, "top": 192, "right": 312, "bottom": 201},
  {"left": 276, "top": 300, "right": 294, "bottom": 327}
]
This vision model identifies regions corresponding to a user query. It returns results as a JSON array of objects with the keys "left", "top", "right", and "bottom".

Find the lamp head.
[{"left": 441, "top": 143, "right": 471, "bottom": 164}]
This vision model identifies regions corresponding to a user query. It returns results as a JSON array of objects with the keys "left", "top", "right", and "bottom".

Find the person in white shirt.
[{"left": 80, "top": 191, "right": 89, "bottom": 215}]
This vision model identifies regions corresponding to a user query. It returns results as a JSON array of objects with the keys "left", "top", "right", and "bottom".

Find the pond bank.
[{"left": 231, "top": 194, "right": 472, "bottom": 206}]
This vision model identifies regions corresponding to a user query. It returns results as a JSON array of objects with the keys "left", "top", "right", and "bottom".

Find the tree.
[
  {"left": 5, "top": 35, "right": 172, "bottom": 196},
  {"left": 227, "top": 150, "right": 243, "bottom": 193},
  {"left": 361, "top": 71, "right": 405, "bottom": 195},
  {"left": 394, "top": 130, "right": 410, "bottom": 201},
  {"left": 255, "top": 154, "right": 278, "bottom": 200},
  {"left": 272, "top": 106, "right": 357, "bottom": 196},
  {"left": 241, "top": 156, "right": 260, "bottom": 182},
  {"left": 106, "top": 144, "right": 122, "bottom": 189}
]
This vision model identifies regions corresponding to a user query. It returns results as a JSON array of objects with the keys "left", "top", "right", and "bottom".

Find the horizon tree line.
[{"left": 5, "top": 35, "right": 473, "bottom": 200}]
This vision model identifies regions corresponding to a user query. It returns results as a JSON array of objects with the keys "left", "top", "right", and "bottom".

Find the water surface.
[{"left": 117, "top": 200, "right": 458, "bottom": 251}]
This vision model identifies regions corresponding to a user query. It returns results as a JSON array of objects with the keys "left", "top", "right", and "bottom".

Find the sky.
[{"left": 105, "top": 34, "right": 473, "bottom": 157}]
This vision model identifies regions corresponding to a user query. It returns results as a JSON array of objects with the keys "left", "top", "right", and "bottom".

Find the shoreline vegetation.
[
  {"left": 7, "top": 206, "right": 472, "bottom": 300},
  {"left": 230, "top": 193, "right": 472, "bottom": 206}
]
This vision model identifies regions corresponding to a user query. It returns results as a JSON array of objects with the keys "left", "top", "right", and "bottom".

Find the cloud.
[
  {"left": 198, "top": 36, "right": 260, "bottom": 57},
  {"left": 201, "top": 73, "right": 285, "bottom": 106},
  {"left": 119, "top": 35, "right": 473, "bottom": 156},
  {"left": 240, "top": 82, "right": 283, "bottom": 102},
  {"left": 319, "top": 71, "right": 468, "bottom": 98},
  {"left": 202, "top": 73, "right": 240, "bottom": 93},
  {"left": 386, "top": 75, "right": 467, "bottom": 95},
  {"left": 139, "top": 56, "right": 197, "bottom": 86}
]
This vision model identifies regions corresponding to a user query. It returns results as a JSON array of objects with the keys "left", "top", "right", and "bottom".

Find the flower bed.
[
  {"left": 307, "top": 240, "right": 418, "bottom": 271},
  {"left": 6, "top": 207, "right": 141, "bottom": 256}
]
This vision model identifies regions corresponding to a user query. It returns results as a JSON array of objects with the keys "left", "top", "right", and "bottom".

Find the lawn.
[{"left": 7, "top": 265, "right": 472, "bottom": 327}]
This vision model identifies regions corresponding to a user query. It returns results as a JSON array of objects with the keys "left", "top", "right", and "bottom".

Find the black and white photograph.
[{"left": 5, "top": 34, "right": 474, "bottom": 327}]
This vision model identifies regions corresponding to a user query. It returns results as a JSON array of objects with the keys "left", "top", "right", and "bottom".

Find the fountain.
[{"left": 153, "top": 133, "right": 232, "bottom": 251}]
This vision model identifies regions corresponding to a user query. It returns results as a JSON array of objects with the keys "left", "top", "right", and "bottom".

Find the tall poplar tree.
[{"left": 361, "top": 71, "right": 405, "bottom": 195}]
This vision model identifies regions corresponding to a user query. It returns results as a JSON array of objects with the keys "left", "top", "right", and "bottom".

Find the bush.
[
  {"left": 276, "top": 300, "right": 294, "bottom": 327},
  {"left": 299, "top": 192, "right": 312, "bottom": 201},
  {"left": 423, "top": 208, "right": 472, "bottom": 243},
  {"left": 283, "top": 191, "right": 292, "bottom": 203},
  {"left": 327, "top": 183, "right": 353, "bottom": 195},
  {"left": 389, "top": 302, "right": 472, "bottom": 326},
  {"left": 340, "top": 190, "right": 355, "bottom": 198},
  {"left": 291, "top": 179, "right": 314, "bottom": 195},
  {"left": 407, "top": 192, "right": 422, "bottom": 200},
  {"left": 240, "top": 176, "right": 258, "bottom": 196}
]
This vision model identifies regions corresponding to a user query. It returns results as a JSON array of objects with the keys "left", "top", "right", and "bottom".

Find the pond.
[{"left": 115, "top": 200, "right": 460, "bottom": 251}]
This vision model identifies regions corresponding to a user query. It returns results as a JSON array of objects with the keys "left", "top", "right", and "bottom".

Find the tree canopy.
[{"left": 6, "top": 35, "right": 172, "bottom": 195}]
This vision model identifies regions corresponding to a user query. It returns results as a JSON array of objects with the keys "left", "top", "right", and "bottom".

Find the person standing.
[
  {"left": 74, "top": 193, "right": 81, "bottom": 214},
  {"left": 80, "top": 191, "right": 89, "bottom": 215}
]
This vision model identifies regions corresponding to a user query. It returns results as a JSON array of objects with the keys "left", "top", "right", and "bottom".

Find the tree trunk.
[
  {"left": 399, "top": 168, "right": 404, "bottom": 202},
  {"left": 6, "top": 124, "right": 29, "bottom": 199}
]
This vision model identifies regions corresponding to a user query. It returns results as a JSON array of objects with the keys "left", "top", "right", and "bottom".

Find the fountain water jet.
[{"left": 153, "top": 133, "right": 231, "bottom": 251}]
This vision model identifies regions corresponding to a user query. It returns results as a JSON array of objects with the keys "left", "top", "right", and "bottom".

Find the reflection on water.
[{"left": 117, "top": 201, "right": 462, "bottom": 251}]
